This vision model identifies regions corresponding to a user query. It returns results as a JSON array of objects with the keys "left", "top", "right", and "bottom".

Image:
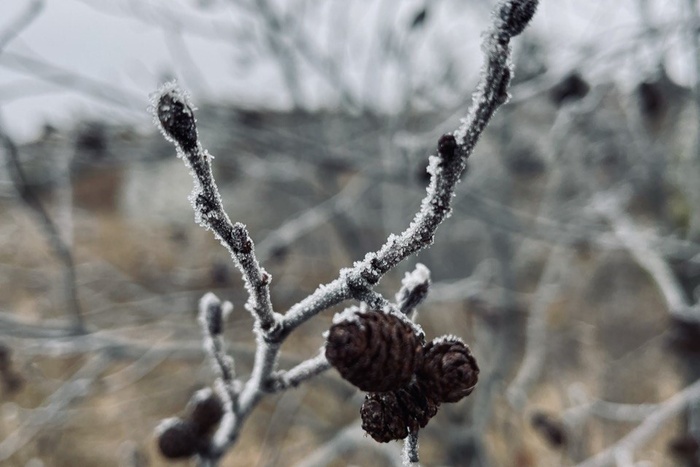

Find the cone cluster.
[
  {"left": 156, "top": 387, "right": 224, "bottom": 459},
  {"left": 325, "top": 310, "right": 479, "bottom": 442}
]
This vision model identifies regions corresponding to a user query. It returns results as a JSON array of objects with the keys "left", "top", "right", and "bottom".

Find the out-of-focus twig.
[
  {"left": 507, "top": 245, "right": 571, "bottom": 409},
  {"left": 294, "top": 421, "right": 403, "bottom": 467},
  {"left": 0, "top": 0, "right": 44, "bottom": 53},
  {"left": 256, "top": 176, "right": 370, "bottom": 262},
  {"left": 0, "top": 51, "right": 144, "bottom": 110},
  {"left": 593, "top": 195, "right": 700, "bottom": 322},
  {"left": 0, "top": 354, "right": 109, "bottom": 461},
  {"left": 575, "top": 378, "right": 700, "bottom": 467},
  {"left": 0, "top": 116, "right": 85, "bottom": 332}
]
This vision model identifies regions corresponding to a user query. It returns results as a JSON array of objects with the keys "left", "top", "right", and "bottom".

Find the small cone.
[
  {"left": 417, "top": 337, "right": 479, "bottom": 403},
  {"left": 326, "top": 310, "right": 423, "bottom": 392},
  {"left": 156, "top": 418, "right": 202, "bottom": 459},
  {"left": 186, "top": 388, "right": 224, "bottom": 434},
  {"left": 360, "top": 382, "right": 439, "bottom": 443}
]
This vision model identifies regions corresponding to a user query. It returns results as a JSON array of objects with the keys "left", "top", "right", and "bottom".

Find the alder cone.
[
  {"left": 360, "top": 382, "right": 439, "bottom": 443},
  {"left": 186, "top": 388, "right": 224, "bottom": 434},
  {"left": 156, "top": 418, "right": 201, "bottom": 459},
  {"left": 417, "top": 337, "right": 479, "bottom": 403},
  {"left": 325, "top": 310, "right": 423, "bottom": 392}
]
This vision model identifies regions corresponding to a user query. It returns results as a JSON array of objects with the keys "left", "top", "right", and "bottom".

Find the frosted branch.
[
  {"left": 266, "top": 350, "right": 331, "bottom": 392},
  {"left": 152, "top": 1, "right": 539, "bottom": 463},
  {"left": 396, "top": 263, "right": 431, "bottom": 317},
  {"left": 281, "top": 0, "right": 539, "bottom": 333},
  {"left": 153, "top": 83, "right": 280, "bottom": 336},
  {"left": 402, "top": 431, "right": 420, "bottom": 466},
  {"left": 198, "top": 293, "right": 236, "bottom": 388}
]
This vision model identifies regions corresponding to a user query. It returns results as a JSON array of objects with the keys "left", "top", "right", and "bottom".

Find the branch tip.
[
  {"left": 152, "top": 81, "right": 198, "bottom": 152},
  {"left": 497, "top": 0, "right": 538, "bottom": 38}
]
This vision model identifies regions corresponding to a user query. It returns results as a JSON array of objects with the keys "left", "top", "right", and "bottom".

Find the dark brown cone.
[
  {"left": 417, "top": 337, "right": 479, "bottom": 403},
  {"left": 360, "top": 382, "right": 439, "bottom": 443},
  {"left": 185, "top": 388, "right": 224, "bottom": 434},
  {"left": 156, "top": 418, "right": 202, "bottom": 459},
  {"left": 326, "top": 310, "right": 423, "bottom": 392}
]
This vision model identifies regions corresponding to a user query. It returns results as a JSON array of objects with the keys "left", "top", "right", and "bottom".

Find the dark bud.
[
  {"left": 2, "top": 371, "right": 25, "bottom": 394},
  {"left": 397, "top": 282, "right": 430, "bottom": 316},
  {"left": 667, "top": 315, "right": 700, "bottom": 354},
  {"left": 155, "top": 418, "right": 202, "bottom": 459},
  {"left": 437, "top": 134, "right": 458, "bottom": 159},
  {"left": 417, "top": 337, "right": 479, "bottom": 403},
  {"left": 361, "top": 382, "right": 439, "bottom": 443},
  {"left": 531, "top": 411, "right": 567, "bottom": 448},
  {"left": 668, "top": 434, "right": 700, "bottom": 460},
  {"left": 185, "top": 388, "right": 225, "bottom": 435},
  {"left": 156, "top": 86, "right": 198, "bottom": 152},
  {"left": 549, "top": 73, "right": 589, "bottom": 106},
  {"left": 0, "top": 342, "right": 11, "bottom": 372},
  {"left": 410, "top": 8, "right": 428, "bottom": 30},
  {"left": 494, "top": 67, "right": 512, "bottom": 106},
  {"left": 637, "top": 81, "right": 667, "bottom": 122},
  {"left": 210, "top": 261, "right": 230, "bottom": 286},
  {"left": 325, "top": 310, "right": 424, "bottom": 392},
  {"left": 499, "top": 0, "right": 538, "bottom": 38},
  {"left": 270, "top": 245, "right": 289, "bottom": 262},
  {"left": 203, "top": 301, "right": 224, "bottom": 336},
  {"left": 75, "top": 122, "right": 108, "bottom": 158}
]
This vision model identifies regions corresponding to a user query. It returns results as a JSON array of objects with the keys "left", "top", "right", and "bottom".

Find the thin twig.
[
  {"left": 0, "top": 116, "right": 85, "bottom": 332},
  {"left": 507, "top": 245, "right": 570, "bottom": 409},
  {"left": 575, "top": 378, "right": 700, "bottom": 467},
  {"left": 403, "top": 431, "right": 420, "bottom": 466},
  {"left": 0, "top": 0, "right": 44, "bottom": 53},
  {"left": 267, "top": 350, "right": 331, "bottom": 392},
  {"left": 0, "top": 354, "right": 109, "bottom": 461},
  {"left": 594, "top": 195, "right": 700, "bottom": 321}
]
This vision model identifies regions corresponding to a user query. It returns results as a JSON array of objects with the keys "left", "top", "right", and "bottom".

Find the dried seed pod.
[
  {"left": 417, "top": 336, "right": 479, "bottom": 403},
  {"left": 155, "top": 417, "right": 202, "bottom": 459},
  {"left": 325, "top": 310, "right": 424, "bottom": 392},
  {"left": 185, "top": 387, "right": 224, "bottom": 434},
  {"left": 360, "top": 382, "right": 439, "bottom": 443}
]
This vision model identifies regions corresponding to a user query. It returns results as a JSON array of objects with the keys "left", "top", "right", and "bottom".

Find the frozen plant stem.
[
  {"left": 154, "top": 87, "right": 277, "bottom": 335},
  {"left": 152, "top": 0, "right": 538, "bottom": 463},
  {"left": 403, "top": 431, "right": 420, "bottom": 465}
]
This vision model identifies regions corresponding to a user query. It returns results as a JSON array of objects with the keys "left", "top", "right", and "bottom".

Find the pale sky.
[{"left": 0, "top": 0, "right": 691, "bottom": 142}]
